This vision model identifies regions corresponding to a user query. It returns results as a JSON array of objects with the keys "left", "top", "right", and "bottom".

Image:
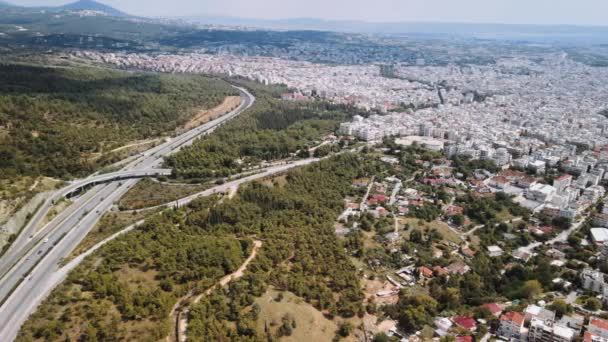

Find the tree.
[
  {"left": 410, "top": 229, "right": 423, "bottom": 243},
  {"left": 521, "top": 280, "right": 543, "bottom": 300},
  {"left": 452, "top": 214, "right": 465, "bottom": 227},
  {"left": 549, "top": 299, "right": 571, "bottom": 318},
  {"left": 338, "top": 322, "right": 353, "bottom": 337},
  {"left": 585, "top": 297, "right": 602, "bottom": 311},
  {"left": 373, "top": 332, "right": 392, "bottom": 342}
]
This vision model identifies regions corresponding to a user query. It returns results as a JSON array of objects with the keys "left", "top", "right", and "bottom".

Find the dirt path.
[
  {"left": 168, "top": 240, "right": 262, "bottom": 342},
  {"left": 107, "top": 138, "right": 162, "bottom": 154},
  {"left": 182, "top": 96, "right": 241, "bottom": 132}
]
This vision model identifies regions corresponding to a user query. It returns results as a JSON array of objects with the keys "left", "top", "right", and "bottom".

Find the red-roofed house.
[
  {"left": 588, "top": 317, "right": 608, "bottom": 339},
  {"left": 424, "top": 178, "right": 446, "bottom": 186},
  {"left": 418, "top": 266, "right": 434, "bottom": 279},
  {"left": 455, "top": 336, "right": 473, "bottom": 342},
  {"left": 585, "top": 331, "right": 608, "bottom": 342},
  {"left": 498, "top": 170, "right": 526, "bottom": 181},
  {"left": 460, "top": 247, "right": 476, "bottom": 258},
  {"left": 444, "top": 205, "right": 464, "bottom": 216},
  {"left": 369, "top": 194, "right": 388, "bottom": 204},
  {"left": 481, "top": 303, "right": 503, "bottom": 317},
  {"left": 452, "top": 316, "right": 477, "bottom": 332},
  {"left": 490, "top": 176, "right": 510, "bottom": 189},
  {"left": 433, "top": 265, "right": 449, "bottom": 277},
  {"left": 498, "top": 312, "right": 525, "bottom": 340},
  {"left": 517, "top": 176, "right": 537, "bottom": 189},
  {"left": 554, "top": 174, "right": 573, "bottom": 191},
  {"left": 352, "top": 178, "right": 371, "bottom": 187}
]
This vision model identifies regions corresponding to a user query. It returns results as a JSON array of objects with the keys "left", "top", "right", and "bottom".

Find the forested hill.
[
  {"left": 0, "top": 64, "right": 237, "bottom": 179},
  {"left": 165, "top": 79, "right": 369, "bottom": 180}
]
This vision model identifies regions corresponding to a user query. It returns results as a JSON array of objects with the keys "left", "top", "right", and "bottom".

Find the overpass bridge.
[{"left": 62, "top": 169, "right": 172, "bottom": 198}]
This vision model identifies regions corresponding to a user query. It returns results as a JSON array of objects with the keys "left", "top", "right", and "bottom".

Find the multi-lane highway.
[{"left": 0, "top": 85, "right": 255, "bottom": 341}]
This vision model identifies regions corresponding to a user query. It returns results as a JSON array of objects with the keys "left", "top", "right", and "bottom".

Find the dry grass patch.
[
  {"left": 118, "top": 179, "right": 206, "bottom": 210},
  {"left": 255, "top": 288, "right": 339, "bottom": 341}
]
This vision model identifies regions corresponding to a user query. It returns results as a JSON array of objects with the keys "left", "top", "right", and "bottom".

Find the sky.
[{"left": 8, "top": 0, "right": 608, "bottom": 26}]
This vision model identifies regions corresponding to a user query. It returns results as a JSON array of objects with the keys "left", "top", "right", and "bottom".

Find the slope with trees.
[{"left": 0, "top": 64, "right": 237, "bottom": 179}]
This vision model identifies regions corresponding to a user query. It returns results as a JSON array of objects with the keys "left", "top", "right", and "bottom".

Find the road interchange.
[{"left": 0, "top": 85, "right": 255, "bottom": 340}]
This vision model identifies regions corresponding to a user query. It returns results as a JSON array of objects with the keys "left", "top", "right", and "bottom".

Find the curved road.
[{"left": 0, "top": 86, "right": 255, "bottom": 341}]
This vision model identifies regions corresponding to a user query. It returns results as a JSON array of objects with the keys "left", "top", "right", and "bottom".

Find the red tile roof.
[
  {"left": 418, "top": 266, "right": 434, "bottom": 278},
  {"left": 456, "top": 336, "right": 473, "bottom": 342},
  {"left": 556, "top": 174, "right": 573, "bottom": 181},
  {"left": 481, "top": 303, "right": 503, "bottom": 315},
  {"left": 433, "top": 265, "right": 449, "bottom": 276},
  {"left": 590, "top": 317, "right": 608, "bottom": 331},
  {"left": 452, "top": 316, "right": 477, "bottom": 331},
  {"left": 500, "top": 312, "right": 524, "bottom": 326}
]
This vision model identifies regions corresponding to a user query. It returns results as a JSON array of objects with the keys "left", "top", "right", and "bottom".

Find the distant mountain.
[
  {"left": 0, "top": 0, "right": 128, "bottom": 17},
  {"left": 50, "top": 0, "right": 128, "bottom": 17}
]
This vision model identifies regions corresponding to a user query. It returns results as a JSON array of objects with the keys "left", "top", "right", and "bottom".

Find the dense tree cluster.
[
  {"left": 186, "top": 154, "right": 377, "bottom": 340},
  {"left": 0, "top": 64, "right": 236, "bottom": 178},
  {"left": 165, "top": 88, "right": 367, "bottom": 179},
  {"left": 18, "top": 154, "right": 375, "bottom": 341}
]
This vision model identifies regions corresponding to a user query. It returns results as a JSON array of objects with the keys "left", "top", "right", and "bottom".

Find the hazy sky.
[{"left": 9, "top": 0, "right": 608, "bottom": 26}]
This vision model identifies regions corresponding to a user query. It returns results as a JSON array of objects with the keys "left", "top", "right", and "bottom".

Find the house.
[
  {"left": 499, "top": 169, "right": 527, "bottom": 181},
  {"left": 524, "top": 304, "right": 555, "bottom": 323},
  {"left": 452, "top": 316, "right": 477, "bottom": 332},
  {"left": 374, "top": 207, "right": 390, "bottom": 217},
  {"left": 554, "top": 174, "right": 573, "bottom": 192},
  {"left": 526, "top": 183, "right": 556, "bottom": 202},
  {"left": 512, "top": 248, "right": 533, "bottom": 262},
  {"left": 498, "top": 311, "right": 525, "bottom": 340},
  {"left": 418, "top": 266, "right": 434, "bottom": 278},
  {"left": 460, "top": 247, "right": 476, "bottom": 258},
  {"left": 444, "top": 205, "right": 464, "bottom": 216},
  {"left": 446, "top": 261, "right": 471, "bottom": 275},
  {"left": 487, "top": 245, "right": 504, "bottom": 257},
  {"left": 481, "top": 303, "right": 503, "bottom": 317},
  {"left": 369, "top": 194, "right": 389, "bottom": 204},
  {"left": 517, "top": 176, "right": 537, "bottom": 189},
  {"left": 433, "top": 265, "right": 449, "bottom": 277},
  {"left": 586, "top": 331, "right": 608, "bottom": 342},
  {"left": 455, "top": 336, "right": 473, "bottom": 342},
  {"left": 588, "top": 317, "right": 608, "bottom": 339},
  {"left": 582, "top": 269, "right": 606, "bottom": 293},
  {"left": 352, "top": 178, "right": 371, "bottom": 187},
  {"left": 490, "top": 176, "right": 510, "bottom": 189},
  {"left": 435, "top": 317, "right": 453, "bottom": 334}
]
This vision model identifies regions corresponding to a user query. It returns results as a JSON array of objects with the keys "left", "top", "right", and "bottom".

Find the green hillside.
[{"left": 0, "top": 64, "right": 237, "bottom": 179}]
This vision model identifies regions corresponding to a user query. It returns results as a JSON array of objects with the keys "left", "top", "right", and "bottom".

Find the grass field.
[
  {"left": 117, "top": 179, "right": 207, "bottom": 210},
  {"left": 255, "top": 288, "right": 339, "bottom": 341},
  {"left": 401, "top": 218, "right": 462, "bottom": 245}
]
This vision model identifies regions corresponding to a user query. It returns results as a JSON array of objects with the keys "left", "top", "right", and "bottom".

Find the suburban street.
[{"left": 0, "top": 86, "right": 255, "bottom": 340}]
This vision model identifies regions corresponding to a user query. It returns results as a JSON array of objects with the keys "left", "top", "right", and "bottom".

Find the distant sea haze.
[{"left": 187, "top": 16, "right": 608, "bottom": 44}]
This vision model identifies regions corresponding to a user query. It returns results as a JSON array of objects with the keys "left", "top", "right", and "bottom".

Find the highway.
[{"left": 0, "top": 85, "right": 255, "bottom": 340}]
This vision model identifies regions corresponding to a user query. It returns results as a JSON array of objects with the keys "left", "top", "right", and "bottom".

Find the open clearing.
[
  {"left": 255, "top": 288, "right": 339, "bottom": 341},
  {"left": 401, "top": 218, "right": 462, "bottom": 245},
  {"left": 117, "top": 179, "right": 207, "bottom": 210},
  {"left": 182, "top": 96, "right": 241, "bottom": 132}
]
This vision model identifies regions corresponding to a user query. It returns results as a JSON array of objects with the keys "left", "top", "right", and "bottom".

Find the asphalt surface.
[{"left": 0, "top": 86, "right": 255, "bottom": 341}]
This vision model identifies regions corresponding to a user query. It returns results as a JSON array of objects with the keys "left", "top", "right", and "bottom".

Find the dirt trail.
[
  {"left": 182, "top": 96, "right": 241, "bottom": 132},
  {"left": 167, "top": 240, "right": 262, "bottom": 342}
]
